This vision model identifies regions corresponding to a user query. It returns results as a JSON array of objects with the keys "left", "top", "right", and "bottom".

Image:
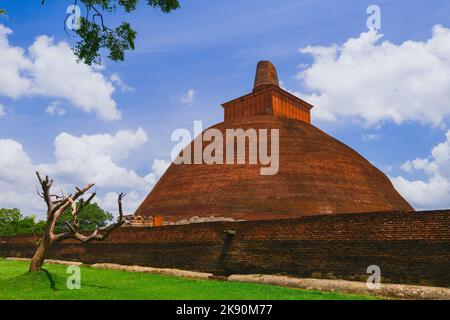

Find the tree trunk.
[{"left": 29, "top": 239, "right": 50, "bottom": 272}]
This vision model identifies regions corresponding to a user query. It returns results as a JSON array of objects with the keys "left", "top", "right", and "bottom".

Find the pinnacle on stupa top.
[{"left": 253, "top": 60, "right": 279, "bottom": 91}]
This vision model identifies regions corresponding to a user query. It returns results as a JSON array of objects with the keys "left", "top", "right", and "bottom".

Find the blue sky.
[{"left": 1, "top": 0, "right": 450, "bottom": 216}]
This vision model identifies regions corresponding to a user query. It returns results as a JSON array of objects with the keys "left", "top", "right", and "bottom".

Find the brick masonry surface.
[{"left": 1, "top": 210, "right": 449, "bottom": 287}]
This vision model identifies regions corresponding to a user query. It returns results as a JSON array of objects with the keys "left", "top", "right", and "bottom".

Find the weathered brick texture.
[
  {"left": 136, "top": 60, "right": 413, "bottom": 222},
  {"left": 1, "top": 210, "right": 449, "bottom": 287}
]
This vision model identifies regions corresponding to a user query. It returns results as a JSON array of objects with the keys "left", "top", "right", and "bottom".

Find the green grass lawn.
[{"left": 0, "top": 258, "right": 378, "bottom": 300}]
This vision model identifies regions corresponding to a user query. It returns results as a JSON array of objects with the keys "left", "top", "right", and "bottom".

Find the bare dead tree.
[{"left": 29, "top": 172, "right": 126, "bottom": 272}]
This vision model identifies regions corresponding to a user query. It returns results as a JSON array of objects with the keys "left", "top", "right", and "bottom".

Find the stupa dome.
[{"left": 136, "top": 61, "right": 413, "bottom": 222}]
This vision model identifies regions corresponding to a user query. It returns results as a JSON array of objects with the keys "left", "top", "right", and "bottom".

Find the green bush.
[
  {"left": 0, "top": 203, "right": 112, "bottom": 237},
  {"left": 0, "top": 209, "right": 45, "bottom": 236},
  {"left": 55, "top": 203, "right": 113, "bottom": 233}
]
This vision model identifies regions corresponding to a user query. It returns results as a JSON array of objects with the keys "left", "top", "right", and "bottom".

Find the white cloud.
[
  {"left": 152, "top": 159, "right": 171, "bottom": 177},
  {"left": 0, "top": 129, "right": 171, "bottom": 218},
  {"left": 0, "top": 25, "right": 33, "bottom": 99},
  {"left": 45, "top": 101, "right": 66, "bottom": 116},
  {"left": 38, "top": 128, "right": 149, "bottom": 189},
  {"left": 180, "top": 89, "right": 196, "bottom": 104},
  {"left": 109, "top": 73, "right": 135, "bottom": 92},
  {"left": 362, "top": 133, "right": 381, "bottom": 141},
  {"left": 0, "top": 24, "right": 122, "bottom": 121},
  {"left": 96, "top": 190, "right": 146, "bottom": 215},
  {"left": 391, "top": 130, "right": 450, "bottom": 209},
  {"left": 381, "top": 165, "right": 394, "bottom": 173},
  {"left": 0, "top": 139, "right": 43, "bottom": 214},
  {"left": 0, "top": 139, "right": 35, "bottom": 187},
  {"left": 295, "top": 25, "right": 450, "bottom": 127},
  {"left": 144, "top": 159, "right": 171, "bottom": 185},
  {"left": 0, "top": 103, "right": 5, "bottom": 117}
]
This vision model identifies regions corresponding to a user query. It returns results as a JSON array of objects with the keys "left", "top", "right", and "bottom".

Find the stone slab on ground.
[
  {"left": 91, "top": 263, "right": 213, "bottom": 280},
  {"left": 6, "top": 257, "right": 82, "bottom": 266},
  {"left": 228, "top": 274, "right": 450, "bottom": 300}
]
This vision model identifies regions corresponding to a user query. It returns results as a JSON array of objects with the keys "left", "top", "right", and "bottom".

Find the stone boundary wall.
[{"left": 1, "top": 210, "right": 449, "bottom": 287}]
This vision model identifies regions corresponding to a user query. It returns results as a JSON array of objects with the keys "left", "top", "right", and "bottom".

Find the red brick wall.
[
  {"left": 222, "top": 87, "right": 311, "bottom": 124},
  {"left": 271, "top": 90, "right": 311, "bottom": 123},
  {"left": 223, "top": 90, "right": 273, "bottom": 121},
  {"left": 1, "top": 210, "right": 449, "bottom": 287}
]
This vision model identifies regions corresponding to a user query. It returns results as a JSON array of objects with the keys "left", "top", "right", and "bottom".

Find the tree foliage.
[
  {"left": 42, "top": 0, "right": 180, "bottom": 65},
  {"left": 55, "top": 202, "right": 113, "bottom": 232},
  {"left": 0, "top": 203, "right": 113, "bottom": 236},
  {"left": 2, "top": 1, "right": 180, "bottom": 64},
  {"left": 0, "top": 208, "right": 46, "bottom": 236}
]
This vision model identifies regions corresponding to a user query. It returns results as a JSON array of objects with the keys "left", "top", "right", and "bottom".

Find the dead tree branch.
[{"left": 29, "top": 171, "right": 126, "bottom": 272}]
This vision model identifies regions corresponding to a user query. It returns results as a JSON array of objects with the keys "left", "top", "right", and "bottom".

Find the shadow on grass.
[
  {"left": 83, "top": 284, "right": 111, "bottom": 289},
  {"left": 41, "top": 269, "right": 57, "bottom": 291}
]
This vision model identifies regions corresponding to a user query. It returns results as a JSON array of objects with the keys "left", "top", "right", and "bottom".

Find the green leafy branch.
[{"left": 40, "top": 0, "right": 180, "bottom": 65}]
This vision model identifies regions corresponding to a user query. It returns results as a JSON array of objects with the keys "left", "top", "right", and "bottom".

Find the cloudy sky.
[{"left": 1, "top": 0, "right": 450, "bottom": 218}]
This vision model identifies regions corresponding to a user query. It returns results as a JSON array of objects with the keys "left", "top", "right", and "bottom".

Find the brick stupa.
[{"left": 136, "top": 61, "right": 413, "bottom": 222}]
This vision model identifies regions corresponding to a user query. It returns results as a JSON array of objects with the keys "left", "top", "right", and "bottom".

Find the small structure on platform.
[{"left": 124, "top": 214, "right": 164, "bottom": 227}]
